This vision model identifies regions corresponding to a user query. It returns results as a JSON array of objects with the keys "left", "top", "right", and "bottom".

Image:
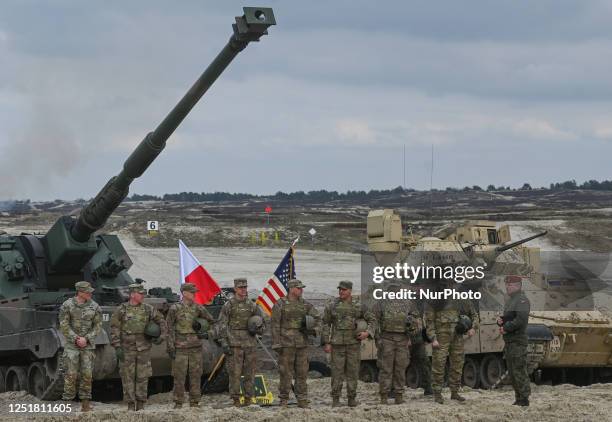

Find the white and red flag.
[{"left": 178, "top": 239, "right": 221, "bottom": 304}]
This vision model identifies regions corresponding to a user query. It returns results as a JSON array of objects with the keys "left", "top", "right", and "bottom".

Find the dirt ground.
[{"left": 1, "top": 378, "right": 611, "bottom": 422}]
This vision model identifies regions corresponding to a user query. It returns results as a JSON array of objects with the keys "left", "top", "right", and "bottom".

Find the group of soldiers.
[{"left": 58, "top": 274, "right": 531, "bottom": 412}]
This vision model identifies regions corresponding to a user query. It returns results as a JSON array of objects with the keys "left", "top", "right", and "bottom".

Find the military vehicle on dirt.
[
  {"left": 0, "top": 7, "right": 275, "bottom": 400},
  {"left": 361, "top": 209, "right": 612, "bottom": 388}
]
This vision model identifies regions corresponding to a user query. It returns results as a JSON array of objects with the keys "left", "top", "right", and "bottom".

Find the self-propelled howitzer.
[{"left": 0, "top": 7, "right": 275, "bottom": 399}]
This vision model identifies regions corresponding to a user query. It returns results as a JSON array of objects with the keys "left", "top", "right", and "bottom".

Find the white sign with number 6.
[{"left": 147, "top": 221, "right": 159, "bottom": 231}]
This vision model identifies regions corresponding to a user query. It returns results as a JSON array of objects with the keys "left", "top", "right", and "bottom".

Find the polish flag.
[{"left": 179, "top": 240, "right": 221, "bottom": 304}]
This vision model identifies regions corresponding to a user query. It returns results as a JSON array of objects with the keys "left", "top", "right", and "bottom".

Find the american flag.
[{"left": 256, "top": 246, "right": 295, "bottom": 316}]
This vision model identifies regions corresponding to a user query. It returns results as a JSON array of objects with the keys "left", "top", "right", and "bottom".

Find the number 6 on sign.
[{"left": 147, "top": 221, "right": 159, "bottom": 231}]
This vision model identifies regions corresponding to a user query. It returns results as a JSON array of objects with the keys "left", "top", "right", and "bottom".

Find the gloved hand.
[
  {"left": 168, "top": 349, "right": 176, "bottom": 360},
  {"left": 115, "top": 347, "right": 124, "bottom": 362},
  {"left": 221, "top": 342, "right": 232, "bottom": 356}
]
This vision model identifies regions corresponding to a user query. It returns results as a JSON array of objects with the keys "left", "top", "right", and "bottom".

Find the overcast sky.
[{"left": 1, "top": 0, "right": 611, "bottom": 200}]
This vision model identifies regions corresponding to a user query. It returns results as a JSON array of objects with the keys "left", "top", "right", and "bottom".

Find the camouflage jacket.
[
  {"left": 271, "top": 296, "right": 320, "bottom": 349},
  {"left": 502, "top": 290, "right": 530, "bottom": 345},
  {"left": 424, "top": 298, "right": 480, "bottom": 341},
  {"left": 59, "top": 297, "right": 102, "bottom": 350},
  {"left": 218, "top": 296, "right": 265, "bottom": 347},
  {"left": 321, "top": 297, "right": 375, "bottom": 345},
  {"left": 110, "top": 302, "right": 167, "bottom": 352},
  {"left": 372, "top": 298, "right": 420, "bottom": 339},
  {"left": 166, "top": 301, "right": 214, "bottom": 351}
]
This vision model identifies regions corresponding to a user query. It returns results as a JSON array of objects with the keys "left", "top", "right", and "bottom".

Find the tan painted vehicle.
[{"left": 361, "top": 209, "right": 612, "bottom": 388}]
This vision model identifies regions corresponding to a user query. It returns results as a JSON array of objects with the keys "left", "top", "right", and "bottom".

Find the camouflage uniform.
[
  {"left": 110, "top": 284, "right": 167, "bottom": 408},
  {"left": 166, "top": 283, "right": 215, "bottom": 406},
  {"left": 271, "top": 279, "right": 320, "bottom": 405},
  {"left": 372, "top": 286, "right": 420, "bottom": 403},
  {"left": 501, "top": 280, "right": 531, "bottom": 405},
  {"left": 59, "top": 282, "right": 102, "bottom": 402},
  {"left": 321, "top": 281, "right": 375, "bottom": 406},
  {"left": 425, "top": 290, "right": 479, "bottom": 402},
  {"left": 218, "top": 278, "right": 265, "bottom": 404}
]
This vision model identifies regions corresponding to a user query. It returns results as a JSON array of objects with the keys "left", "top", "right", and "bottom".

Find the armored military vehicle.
[
  {"left": 0, "top": 7, "right": 275, "bottom": 399},
  {"left": 362, "top": 209, "right": 612, "bottom": 388}
]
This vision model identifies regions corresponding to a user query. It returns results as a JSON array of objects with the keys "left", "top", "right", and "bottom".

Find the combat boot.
[
  {"left": 279, "top": 398, "right": 288, "bottom": 407},
  {"left": 379, "top": 393, "right": 388, "bottom": 405},
  {"left": 242, "top": 397, "right": 253, "bottom": 407},
  {"left": 347, "top": 397, "right": 358, "bottom": 407},
  {"left": 433, "top": 391, "right": 444, "bottom": 404},
  {"left": 423, "top": 386, "right": 433, "bottom": 396},
  {"left": 394, "top": 393, "right": 404, "bottom": 405},
  {"left": 450, "top": 391, "right": 466, "bottom": 402},
  {"left": 331, "top": 396, "right": 341, "bottom": 407},
  {"left": 127, "top": 402, "right": 135, "bottom": 411},
  {"left": 297, "top": 400, "right": 310, "bottom": 409},
  {"left": 173, "top": 402, "right": 183, "bottom": 409},
  {"left": 80, "top": 400, "right": 92, "bottom": 412},
  {"left": 136, "top": 401, "right": 145, "bottom": 411},
  {"left": 517, "top": 398, "right": 530, "bottom": 407},
  {"left": 190, "top": 401, "right": 200, "bottom": 408},
  {"left": 232, "top": 398, "right": 241, "bottom": 407}
]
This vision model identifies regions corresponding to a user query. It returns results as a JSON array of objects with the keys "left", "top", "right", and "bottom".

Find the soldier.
[
  {"left": 372, "top": 281, "right": 420, "bottom": 404},
  {"left": 271, "top": 279, "right": 320, "bottom": 408},
  {"left": 409, "top": 284, "right": 433, "bottom": 396},
  {"left": 497, "top": 275, "right": 531, "bottom": 406},
  {"left": 166, "top": 283, "right": 215, "bottom": 409},
  {"left": 425, "top": 281, "right": 479, "bottom": 404},
  {"left": 110, "top": 283, "right": 167, "bottom": 411},
  {"left": 321, "top": 280, "right": 375, "bottom": 408},
  {"left": 59, "top": 281, "right": 102, "bottom": 412},
  {"left": 218, "top": 277, "right": 265, "bottom": 407}
]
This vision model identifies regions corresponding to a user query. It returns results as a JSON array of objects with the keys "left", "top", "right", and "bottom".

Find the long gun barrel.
[
  {"left": 71, "top": 7, "right": 275, "bottom": 242},
  {"left": 495, "top": 231, "right": 547, "bottom": 253}
]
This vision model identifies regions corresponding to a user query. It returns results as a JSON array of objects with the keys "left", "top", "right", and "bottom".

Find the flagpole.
[{"left": 289, "top": 236, "right": 299, "bottom": 279}]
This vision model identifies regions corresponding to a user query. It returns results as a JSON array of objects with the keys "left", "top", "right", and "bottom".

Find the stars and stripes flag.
[{"left": 256, "top": 243, "right": 297, "bottom": 316}]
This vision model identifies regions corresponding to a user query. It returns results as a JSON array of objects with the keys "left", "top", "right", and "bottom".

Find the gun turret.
[
  {"left": 42, "top": 7, "right": 275, "bottom": 272},
  {"left": 495, "top": 231, "right": 547, "bottom": 253}
]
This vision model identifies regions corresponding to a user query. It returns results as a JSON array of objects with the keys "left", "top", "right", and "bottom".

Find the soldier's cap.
[
  {"left": 234, "top": 277, "right": 248, "bottom": 288},
  {"left": 180, "top": 283, "right": 199, "bottom": 293},
  {"left": 337, "top": 280, "right": 353, "bottom": 290},
  {"left": 505, "top": 275, "right": 523, "bottom": 284},
  {"left": 75, "top": 281, "right": 94, "bottom": 293},
  {"left": 288, "top": 279, "right": 305, "bottom": 289},
  {"left": 128, "top": 283, "right": 146, "bottom": 293}
]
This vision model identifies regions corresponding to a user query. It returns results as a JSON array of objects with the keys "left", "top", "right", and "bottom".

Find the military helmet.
[
  {"left": 301, "top": 314, "right": 317, "bottom": 335},
  {"left": 354, "top": 318, "right": 368, "bottom": 337},
  {"left": 455, "top": 314, "right": 473, "bottom": 335},
  {"left": 144, "top": 321, "right": 161, "bottom": 339},
  {"left": 247, "top": 315, "right": 264, "bottom": 335},
  {"left": 192, "top": 318, "right": 210, "bottom": 333}
]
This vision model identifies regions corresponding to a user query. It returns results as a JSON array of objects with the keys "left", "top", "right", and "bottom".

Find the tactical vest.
[
  {"left": 175, "top": 303, "right": 198, "bottom": 334},
  {"left": 67, "top": 299, "right": 99, "bottom": 336},
  {"left": 331, "top": 299, "right": 358, "bottom": 330},
  {"left": 280, "top": 298, "right": 306, "bottom": 330},
  {"left": 120, "top": 303, "right": 150, "bottom": 334},
  {"left": 381, "top": 306, "right": 408, "bottom": 333},
  {"left": 228, "top": 298, "right": 255, "bottom": 330}
]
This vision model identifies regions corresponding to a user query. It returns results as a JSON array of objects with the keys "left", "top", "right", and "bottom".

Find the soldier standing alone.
[
  {"left": 166, "top": 283, "right": 215, "bottom": 409},
  {"left": 321, "top": 280, "right": 375, "bottom": 407},
  {"left": 497, "top": 275, "right": 531, "bottom": 406},
  {"left": 271, "top": 279, "right": 320, "bottom": 408},
  {"left": 110, "top": 283, "right": 167, "bottom": 411},
  {"left": 218, "top": 278, "right": 265, "bottom": 407},
  {"left": 372, "top": 281, "right": 420, "bottom": 404},
  {"left": 59, "top": 281, "right": 102, "bottom": 412},
  {"left": 425, "top": 281, "right": 479, "bottom": 404}
]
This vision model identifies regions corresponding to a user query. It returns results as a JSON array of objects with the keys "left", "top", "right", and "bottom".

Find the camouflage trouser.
[
  {"left": 410, "top": 339, "right": 432, "bottom": 390},
  {"left": 278, "top": 346, "right": 309, "bottom": 401},
  {"left": 120, "top": 349, "right": 152, "bottom": 403},
  {"left": 228, "top": 346, "right": 256, "bottom": 399},
  {"left": 172, "top": 347, "right": 203, "bottom": 404},
  {"left": 505, "top": 342, "right": 530, "bottom": 401},
  {"left": 61, "top": 347, "right": 95, "bottom": 400},
  {"left": 330, "top": 343, "right": 360, "bottom": 399},
  {"left": 377, "top": 335, "right": 410, "bottom": 395},
  {"left": 431, "top": 328, "right": 464, "bottom": 392}
]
